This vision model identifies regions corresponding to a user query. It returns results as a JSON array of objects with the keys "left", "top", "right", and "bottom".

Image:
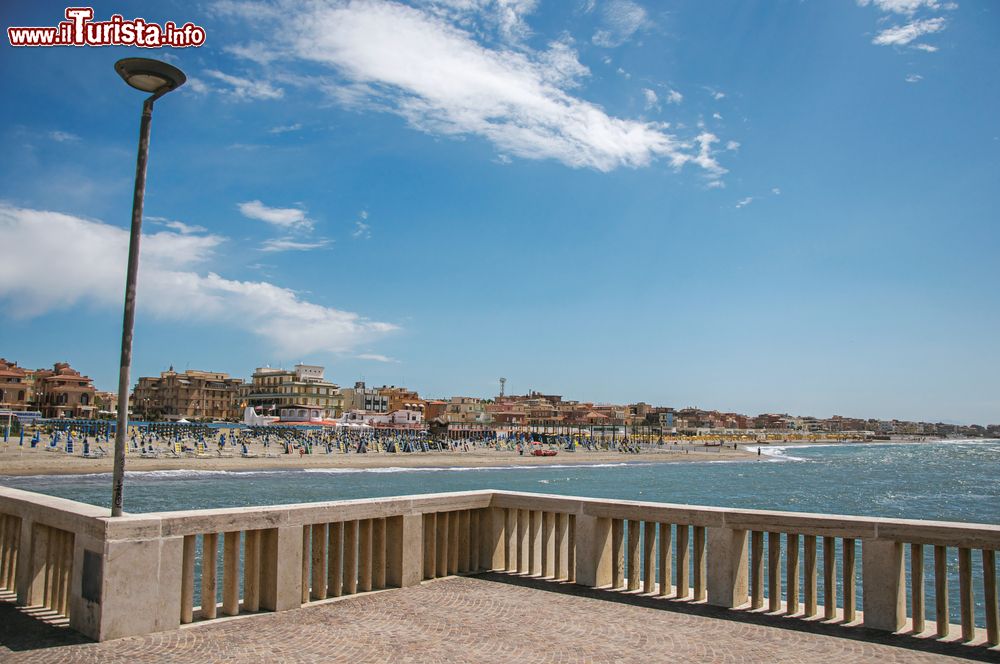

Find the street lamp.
[{"left": 110, "top": 58, "right": 185, "bottom": 517}]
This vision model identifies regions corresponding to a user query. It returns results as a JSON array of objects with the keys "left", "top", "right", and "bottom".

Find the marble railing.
[{"left": 0, "top": 487, "right": 997, "bottom": 647}]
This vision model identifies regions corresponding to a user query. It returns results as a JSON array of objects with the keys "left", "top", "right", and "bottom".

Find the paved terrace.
[{"left": 1, "top": 575, "right": 994, "bottom": 664}]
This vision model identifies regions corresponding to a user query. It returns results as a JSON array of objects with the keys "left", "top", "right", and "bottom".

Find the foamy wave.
[{"left": 747, "top": 445, "right": 809, "bottom": 462}]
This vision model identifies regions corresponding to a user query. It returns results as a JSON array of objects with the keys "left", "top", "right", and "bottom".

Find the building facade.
[
  {"left": 340, "top": 381, "right": 389, "bottom": 413},
  {"left": 246, "top": 364, "right": 343, "bottom": 418},
  {"left": 0, "top": 358, "right": 33, "bottom": 411},
  {"left": 34, "top": 362, "right": 97, "bottom": 419},
  {"left": 134, "top": 368, "right": 246, "bottom": 421}
]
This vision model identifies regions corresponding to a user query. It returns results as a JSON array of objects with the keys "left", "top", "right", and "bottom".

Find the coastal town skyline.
[
  {"left": 2, "top": 354, "right": 996, "bottom": 433},
  {"left": 2, "top": 2, "right": 998, "bottom": 425}
]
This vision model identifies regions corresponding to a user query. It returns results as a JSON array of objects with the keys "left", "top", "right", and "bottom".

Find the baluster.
[
  {"left": 180, "top": 535, "right": 196, "bottom": 623},
  {"left": 768, "top": 532, "right": 782, "bottom": 613},
  {"left": 555, "top": 513, "right": 567, "bottom": 580},
  {"left": 611, "top": 519, "right": 624, "bottom": 589},
  {"left": 751, "top": 531, "right": 764, "bottom": 610},
  {"left": 657, "top": 523, "right": 672, "bottom": 597},
  {"left": 983, "top": 549, "right": 998, "bottom": 647},
  {"left": 542, "top": 512, "right": 555, "bottom": 578},
  {"left": 59, "top": 530, "right": 72, "bottom": 617},
  {"left": 529, "top": 511, "right": 541, "bottom": 576},
  {"left": 935, "top": 545, "right": 949, "bottom": 638},
  {"left": 344, "top": 520, "right": 358, "bottom": 595},
  {"left": 505, "top": 509, "right": 517, "bottom": 572},
  {"left": 693, "top": 526, "right": 707, "bottom": 602},
  {"left": 959, "top": 547, "right": 974, "bottom": 642},
  {"left": 437, "top": 512, "right": 449, "bottom": 578},
  {"left": 567, "top": 515, "right": 576, "bottom": 582},
  {"left": 676, "top": 525, "right": 690, "bottom": 599},
  {"left": 643, "top": 521, "right": 656, "bottom": 594},
  {"left": 328, "top": 522, "right": 343, "bottom": 597},
  {"left": 202, "top": 532, "right": 218, "bottom": 620},
  {"left": 842, "top": 538, "right": 856, "bottom": 623},
  {"left": 910, "top": 543, "right": 924, "bottom": 633},
  {"left": 223, "top": 531, "right": 241, "bottom": 614},
  {"left": 627, "top": 520, "right": 641, "bottom": 592},
  {"left": 470, "top": 510, "right": 480, "bottom": 573},
  {"left": 359, "top": 519, "right": 373, "bottom": 592},
  {"left": 787, "top": 533, "right": 800, "bottom": 615},
  {"left": 804, "top": 535, "right": 817, "bottom": 618},
  {"left": 244, "top": 530, "right": 261, "bottom": 610},
  {"left": 423, "top": 513, "right": 436, "bottom": 580},
  {"left": 301, "top": 527, "right": 311, "bottom": 604},
  {"left": 458, "top": 511, "right": 471, "bottom": 574},
  {"left": 447, "top": 510, "right": 459, "bottom": 574},
  {"left": 311, "top": 524, "right": 328, "bottom": 600},
  {"left": 823, "top": 536, "right": 837, "bottom": 621},
  {"left": 373, "top": 518, "right": 386, "bottom": 590},
  {"left": 517, "top": 510, "right": 528, "bottom": 574}
]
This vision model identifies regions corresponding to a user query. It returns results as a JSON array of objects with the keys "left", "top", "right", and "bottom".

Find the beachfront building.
[
  {"left": 94, "top": 391, "right": 118, "bottom": 418},
  {"left": 247, "top": 364, "right": 343, "bottom": 419},
  {"left": 0, "top": 358, "right": 33, "bottom": 412},
  {"left": 33, "top": 362, "right": 97, "bottom": 419},
  {"left": 340, "top": 381, "right": 389, "bottom": 413},
  {"left": 378, "top": 385, "right": 425, "bottom": 415},
  {"left": 337, "top": 408, "right": 424, "bottom": 429},
  {"left": 133, "top": 368, "right": 246, "bottom": 421}
]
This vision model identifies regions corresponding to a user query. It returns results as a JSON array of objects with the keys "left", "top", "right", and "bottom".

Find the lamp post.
[{"left": 111, "top": 58, "right": 185, "bottom": 517}]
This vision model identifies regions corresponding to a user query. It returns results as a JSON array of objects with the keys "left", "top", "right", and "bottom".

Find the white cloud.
[
  {"left": 147, "top": 217, "right": 208, "bottom": 235},
  {"left": 0, "top": 203, "right": 394, "bottom": 355},
  {"left": 905, "top": 73, "right": 923, "bottom": 83},
  {"left": 274, "top": 1, "right": 719, "bottom": 174},
  {"left": 357, "top": 353, "right": 397, "bottom": 363},
  {"left": 712, "top": 112, "right": 723, "bottom": 120},
  {"left": 872, "top": 17, "right": 946, "bottom": 46},
  {"left": 771, "top": 187, "right": 781, "bottom": 195},
  {"left": 259, "top": 237, "right": 330, "bottom": 252},
  {"left": 642, "top": 88, "right": 659, "bottom": 111},
  {"left": 239, "top": 200, "right": 314, "bottom": 231},
  {"left": 735, "top": 196, "right": 753, "bottom": 209},
  {"left": 592, "top": 0, "right": 649, "bottom": 48},
  {"left": 857, "top": 0, "right": 941, "bottom": 14},
  {"left": 665, "top": 89, "right": 683, "bottom": 105},
  {"left": 353, "top": 220, "right": 371, "bottom": 239},
  {"left": 204, "top": 69, "right": 285, "bottom": 100},
  {"left": 224, "top": 41, "right": 282, "bottom": 65},
  {"left": 725, "top": 140, "right": 740, "bottom": 151},
  {"left": 183, "top": 77, "right": 211, "bottom": 95},
  {"left": 913, "top": 43, "right": 939, "bottom": 52},
  {"left": 49, "top": 130, "right": 80, "bottom": 143},
  {"left": 615, "top": 67, "right": 631, "bottom": 79},
  {"left": 269, "top": 123, "right": 302, "bottom": 134}
]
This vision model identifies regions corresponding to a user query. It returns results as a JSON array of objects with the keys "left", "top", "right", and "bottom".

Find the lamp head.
[{"left": 115, "top": 58, "right": 186, "bottom": 94}]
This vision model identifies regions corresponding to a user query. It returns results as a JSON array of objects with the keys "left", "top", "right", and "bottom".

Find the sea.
[{"left": 2, "top": 439, "right": 998, "bottom": 625}]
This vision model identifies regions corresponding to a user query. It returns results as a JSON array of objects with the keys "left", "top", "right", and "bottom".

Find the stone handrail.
[{"left": 0, "top": 486, "right": 997, "bottom": 647}]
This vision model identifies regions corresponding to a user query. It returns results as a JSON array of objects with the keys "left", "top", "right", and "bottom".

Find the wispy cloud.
[
  {"left": 642, "top": 88, "right": 659, "bottom": 111},
  {"left": 259, "top": 237, "right": 330, "bottom": 252},
  {"left": 665, "top": 89, "right": 683, "bottom": 105},
  {"left": 771, "top": 187, "right": 781, "bottom": 195},
  {"left": 357, "top": 353, "right": 397, "bottom": 363},
  {"left": 49, "top": 130, "right": 80, "bottom": 143},
  {"left": 269, "top": 122, "right": 302, "bottom": 134},
  {"left": 0, "top": 204, "right": 394, "bottom": 355},
  {"left": 857, "top": 0, "right": 942, "bottom": 14},
  {"left": 239, "top": 200, "right": 314, "bottom": 231},
  {"left": 352, "top": 210, "right": 371, "bottom": 240},
  {"left": 592, "top": 0, "right": 649, "bottom": 48},
  {"left": 204, "top": 69, "right": 285, "bottom": 100},
  {"left": 905, "top": 73, "right": 924, "bottom": 83},
  {"left": 148, "top": 217, "right": 208, "bottom": 235},
  {"left": 873, "top": 17, "right": 946, "bottom": 46},
  {"left": 735, "top": 196, "right": 754, "bottom": 209},
  {"left": 214, "top": 0, "right": 728, "bottom": 179}
]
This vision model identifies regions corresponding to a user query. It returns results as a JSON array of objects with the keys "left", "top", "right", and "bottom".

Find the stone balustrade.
[{"left": 0, "top": 486, "right": 997, "bottom": 648}]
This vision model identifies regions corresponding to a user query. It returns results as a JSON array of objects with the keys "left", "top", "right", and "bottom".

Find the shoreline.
[{"left": 0, "top": 447, "right": 753, "bottom": 477}]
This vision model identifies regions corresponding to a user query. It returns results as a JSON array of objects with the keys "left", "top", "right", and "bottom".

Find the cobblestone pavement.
[{"left": 2, "top": 574, "right": 996, "bottom": 663}]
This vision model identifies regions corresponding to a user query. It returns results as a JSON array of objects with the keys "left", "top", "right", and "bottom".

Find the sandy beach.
[{"left": 0, "top": 445, "right": 755, "bottom": 477}]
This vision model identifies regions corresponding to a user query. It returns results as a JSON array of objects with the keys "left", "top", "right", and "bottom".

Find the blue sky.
[{"left": 1, "top": 0, "right": 997, "bottom": 424}]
